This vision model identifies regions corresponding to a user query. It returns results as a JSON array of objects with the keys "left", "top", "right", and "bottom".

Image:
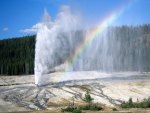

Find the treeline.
[{"left": 0, "top": 35, "right": 35, "bottom": 75}]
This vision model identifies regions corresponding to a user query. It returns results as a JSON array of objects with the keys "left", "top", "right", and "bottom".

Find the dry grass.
[{"left": 3, "top": 108, "right": 150, "bottom": 113}]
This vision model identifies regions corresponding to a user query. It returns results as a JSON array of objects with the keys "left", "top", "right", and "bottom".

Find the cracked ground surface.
[{"left": 0, "top": 72, "right": 150, "bottom": 112}]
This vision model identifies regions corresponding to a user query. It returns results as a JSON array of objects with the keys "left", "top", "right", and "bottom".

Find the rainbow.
[{"left": 60, "top": 0, "right": 133, "bottom": 81}]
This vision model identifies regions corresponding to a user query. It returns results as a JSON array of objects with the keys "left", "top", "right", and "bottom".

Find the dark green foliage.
[
  {"left": 62, "top": 104, "right": 102, "bottom": 113},
  {"left": 78, "top": 105, "right": 90, "bottom": 110},
  {"left": 89, "top": 104, "right": 103, "bottom": 111},
  {"left": 129, "top": 98, "right": 133, "bottom": 106},
  {"left": 83, "top": 91, "right": 93, "bottom": 103},
  {"left": 112, "top": 108, "right": 117, "bottom": 111},
  {"left": 72, "top": 109, "right": 82, "bottom": 113},
  {"left": 61, "top": 106, "right": 77, "bottom": 112},
  {"left": 0, "top": 35, "right": 35, "bottom": 75},
  {"left": 121, "top": 97, "right": 150, "bottom": 108},
  {"left": 79, "top": 104, "right": 102, "bottom": 111}
]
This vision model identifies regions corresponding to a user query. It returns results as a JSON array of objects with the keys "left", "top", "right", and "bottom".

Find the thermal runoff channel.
[{"left": 35, "top": 6, "right": 150, "bottom": 86}]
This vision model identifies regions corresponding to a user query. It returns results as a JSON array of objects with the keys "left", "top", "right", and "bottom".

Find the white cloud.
[
  {"left": 20, "top": 23, "right": 43, "bottom": 33},
  {"left": 20, "top": 8, "right": 53, "bottom": 34},
  {"left": 2, "top": 27, "right": 8, "bottom": 31}
]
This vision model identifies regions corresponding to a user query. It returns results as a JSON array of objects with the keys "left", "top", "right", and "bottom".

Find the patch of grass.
[
  {"left": 72, "top": 109, "right": 82, "bottom": 113},
  {"left": 61, "top": 90, "right": 103, "bottom": 113},
  {"left": 62, "top": 104, "right": 102, "bottom": 112},
  {"left": 112, "top": 108, "right": 117, "bottom": 111},
  {"left": 61, "top": 106, "right": 82, "bottom": 113},
  {"left": 61, "top": 106, "right": 76, "bottom": 112},
  {"left": 78, "top": 105, "right": 90, "bottom": 110},
  {"left": 79, "top": 104, "right": 102, "bottom": 111},
  {"left": 89, "top": 104, "right": 103, "bottom": 111},
  {"left": 121, "top": 97, "right": 150, "bottom": 108}
]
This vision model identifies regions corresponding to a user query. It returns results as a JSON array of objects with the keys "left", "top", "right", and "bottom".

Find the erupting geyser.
[
  {"left": 35, "top": 6, "right": 150, "bottom": 86},
  {"left": 34, "top": 6, "right": 82, "bottom": 85}
]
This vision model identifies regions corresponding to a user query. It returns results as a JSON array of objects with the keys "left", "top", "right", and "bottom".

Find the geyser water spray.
[{"left": 34, "top": 6, "right": 81, "bottom": 85}]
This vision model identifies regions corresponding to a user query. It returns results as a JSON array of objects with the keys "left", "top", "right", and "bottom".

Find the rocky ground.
[{"left": 0, "top": 71, "right": 150, "bottom": 113}]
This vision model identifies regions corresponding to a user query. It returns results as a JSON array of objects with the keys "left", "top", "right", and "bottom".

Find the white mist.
[{"left": 34, "top": 6, "right": 81, "bottom": 85}]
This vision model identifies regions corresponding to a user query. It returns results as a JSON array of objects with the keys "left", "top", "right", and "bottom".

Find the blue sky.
[{"left": 0, "top": 0, "right": 150, "bottom": 39}]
